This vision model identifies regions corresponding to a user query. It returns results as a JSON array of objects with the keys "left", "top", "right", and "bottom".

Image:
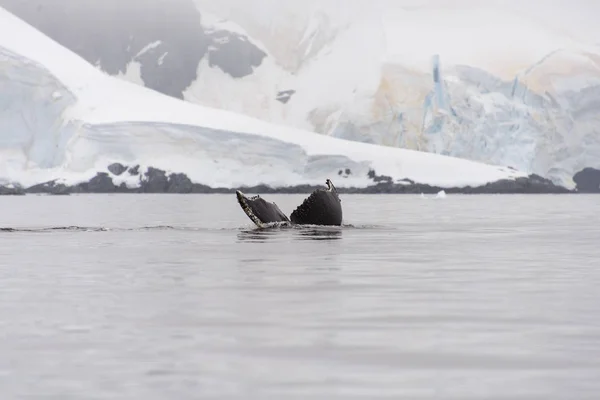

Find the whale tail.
[
  {"left": 235, "top": 190, "right": 290, "bottom": 228},
  {"left": 235, "top": 179, "right": 343, "bottom": 227},
  {"left": 290, "top": 179, "right": 342, "bottom": 226}
]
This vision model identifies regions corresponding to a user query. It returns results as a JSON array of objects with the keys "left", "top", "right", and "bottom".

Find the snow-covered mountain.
[
  {"left": 3, "top": 0, "right": 600, "bottom": 189},
  {"left": 4, "top": 0, "right": 600, "bottom": 189},
  {"left": 187, "top": 1, "right": 600, "bottom": 190},
  {"left": 0, "top": 0, "right": 269, "bottom": 100},
  {"left": 0, "top": 5, "right": 546, "bottom": 194}
]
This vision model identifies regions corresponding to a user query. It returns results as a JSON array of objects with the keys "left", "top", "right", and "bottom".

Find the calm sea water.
[{"left": 0, "top": 193, "right": 599, "bottom": 399}]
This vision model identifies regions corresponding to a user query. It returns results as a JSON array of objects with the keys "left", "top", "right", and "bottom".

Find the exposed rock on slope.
[{"left": 0, "top": 0, "right": 267, "bottom": 99}]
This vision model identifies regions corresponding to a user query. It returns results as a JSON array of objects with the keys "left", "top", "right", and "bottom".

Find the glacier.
[
  {"left": 4, "top": 0, "right": 597, "bottom": 189},
  {"left": 0, "top": 5, "right": 560, "bottom": 195},
  {"left": 185, "top": 1, "right": 600, "bottom": 189}
]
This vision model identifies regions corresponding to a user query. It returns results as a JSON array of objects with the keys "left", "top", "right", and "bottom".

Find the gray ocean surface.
[{"left": 0, "top": 193, "right": 599, "bottom": 399}]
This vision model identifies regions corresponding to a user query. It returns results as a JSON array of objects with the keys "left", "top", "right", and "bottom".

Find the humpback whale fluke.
[
  {"left": 290, "top": 179, "right": 342, "bottom": 225},
  {"left": 235, "top": 179, "right": 343, "bottom": 228},
  {"left": 235, "top": 191, "right": 290, "bottom": 228}
]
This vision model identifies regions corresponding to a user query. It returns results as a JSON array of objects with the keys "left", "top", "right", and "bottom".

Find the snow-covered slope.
[{"left": 0, "top": 6, "right": 533, "bottom": 191}]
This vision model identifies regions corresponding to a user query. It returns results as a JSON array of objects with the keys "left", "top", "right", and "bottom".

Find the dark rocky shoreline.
[{"left": 0, "top": 163, "right": 580, "bottom": 195}]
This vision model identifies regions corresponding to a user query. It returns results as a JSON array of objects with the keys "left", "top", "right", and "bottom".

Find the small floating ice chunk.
[
  {"left": 421, "top": 190, "right": 447, "bottom": 199},
  {"left": 52, "top": 91, "right": 62, "bottom": 100}
]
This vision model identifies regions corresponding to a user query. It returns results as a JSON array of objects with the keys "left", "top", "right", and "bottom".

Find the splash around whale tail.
[{"left": 235, "top": 179, "right": 343, "bottom": 228}]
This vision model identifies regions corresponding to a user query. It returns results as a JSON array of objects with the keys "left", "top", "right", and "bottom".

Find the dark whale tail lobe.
[
  {"left": 236, "top": 190, "right": 290, "bottom": 228},
  {"left": 235, "top": 179, "right": 343, "bottom": 227},
  {"left": 290, "top": 179, "right": 343, "bottom": 226}
]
